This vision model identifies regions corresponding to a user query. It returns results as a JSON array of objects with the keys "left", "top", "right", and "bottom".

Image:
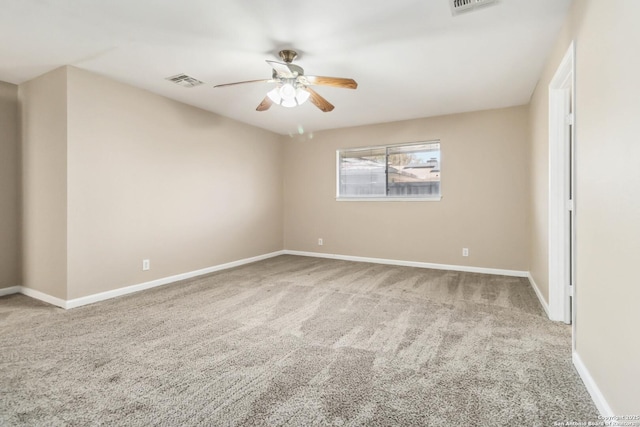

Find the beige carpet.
[{"left": 1, "top": 255, "right": 598, "bottom": 426}]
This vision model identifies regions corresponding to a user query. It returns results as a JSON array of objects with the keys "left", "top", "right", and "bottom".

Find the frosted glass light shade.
[
  {"left": 280, "top": 83, "right": 296, "bottom": 100},
  {"left": 266, "top": 84, "right": 310, "bottom": 107},
  {"left": 267, "top": 88, "right": 281, "bottom": 104},
  {"left": 296, "top": 88, "right": 310, "bottom": 104},
  {"left": 281, "top": 98, "right": 297, "bottom": 108}
]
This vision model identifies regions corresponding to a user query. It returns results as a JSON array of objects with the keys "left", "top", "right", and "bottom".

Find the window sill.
[{"left": 336, "top": 196, "right": 442, "bottom": 202}]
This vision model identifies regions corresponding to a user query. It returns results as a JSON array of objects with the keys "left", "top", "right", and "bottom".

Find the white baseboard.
[
  {"left": 573, "top": 351, "right": 615, "bottom": 418},
  {"left": 527, "top": 272, "right": 550, "bottom": 317},
  {"left": 17, "top": 250, "right": 286, "bottom": 310},
  {"left": 283, "top": 250, "right": 528, "bottom": 278},
  {"left": 11, "top": 250, "right": 532, "bottom": 309},
  {"left": 65, "top": 250, "right": 285, "bottom": 309},
  {"left": 19, "top": 287, "right": 67, "bottom": 309},
  {"left": 0, "top": 286, "right": 21, "bottom": 297}
]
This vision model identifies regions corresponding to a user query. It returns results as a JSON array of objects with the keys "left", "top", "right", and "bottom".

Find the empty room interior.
[{"left": 1, "top": 0, "right": 639, "bottom": 425}]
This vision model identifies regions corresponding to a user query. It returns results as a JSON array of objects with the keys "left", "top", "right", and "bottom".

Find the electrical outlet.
[
  {"left": 142, "top": 259, "right": 150, "bottom": 271},
  {"left": 462, "top": 248, "right": 469, "bottom": 257},
  {"left": 318, "top": 238, "right": 323, "bottom": 246}
]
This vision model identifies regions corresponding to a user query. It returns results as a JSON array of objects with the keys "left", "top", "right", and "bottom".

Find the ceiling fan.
[{"left": 214, "top": 50, "right": 357, "bottom": 112}]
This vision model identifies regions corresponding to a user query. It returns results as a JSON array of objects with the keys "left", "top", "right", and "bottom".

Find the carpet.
[{"left": 0, "top": 255, "right": 598, "bottom": 426}]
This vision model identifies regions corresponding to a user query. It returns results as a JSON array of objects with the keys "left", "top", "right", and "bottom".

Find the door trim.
[{"left": 548, "top": 41, "right": 575, "bottom": 328}]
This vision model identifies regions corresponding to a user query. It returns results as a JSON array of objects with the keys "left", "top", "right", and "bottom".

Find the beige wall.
[
  {"left": 65, "top": 67, "right": 283, "bottom": 299},
  {"left": 0, "top": 81, "right": 21, "bottom": 289},
  {"left": 18, "top": 67, "right": 69, "bottom": 299},
  {"left": 528, "top": 66, "right": 551, "bottom": 303},
  {"left": 284, "top": 106, "right": 530, "bottom": 271},
  {"left": 529, "top": 0, "right": 640, "bottom": 414}
]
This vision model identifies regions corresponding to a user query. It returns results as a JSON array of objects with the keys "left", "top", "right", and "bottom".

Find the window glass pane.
[
  {"left": 339, "top": 148, "right": 386, "bottom": 197},
  {"left": 337, "top": 141, "right": 440, "bottom": 199},
  {"left": 387, "top": 142, "right": 440, "bottom": 197}
]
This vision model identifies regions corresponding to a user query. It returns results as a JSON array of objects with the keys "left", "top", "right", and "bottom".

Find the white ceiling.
[{"left": 1, "top": 0, "right": 571, "bottom": 135}]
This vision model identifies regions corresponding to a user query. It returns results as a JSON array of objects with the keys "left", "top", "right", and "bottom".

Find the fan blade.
[
  {"left": 302, "top": 76, "right": 358, "bottom": 89},
  {"left": 305, "top": 87, "right": 335, "bottom": 112},
  {"left": 256, "top": 96, "right": 273, "bottom": 111},
  {"left": 266, "top": 60, "right": 296, "bottom": 78},
  {"left": 214, "top": 79, "right": 274, "bottom": 88}
]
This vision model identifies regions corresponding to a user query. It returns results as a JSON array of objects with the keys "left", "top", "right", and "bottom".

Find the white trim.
[
  {"left": 14, "top": 250, "right": 529, "bottom": 310},
  {"left": 548, "top": 41, "right": 575, "bottom": 324},
  {"left": 0, "top": 286, "right": 21, "bottom": 297},
  {"left": 573, "top": 352, "right": 615, "bottom": 418},
  {"left": 337, "top": 140, "right": 440, "bottom": 153},
  {"left": 335, "top": 147, "right": 342, "bottom": 199},
  {"left": 336, "top": 197, "right": 442, "bottom": 202},
  {"left": 19, "top": 287, "right": 67, "bottom": 309},
  {"left": 65, "top": 250, "right": 285, "bottom": 309},
  {"left": 283, "top": 250, "right": 528, "bottom": 277},
  {"left": 527, "top": 273, "right": 550, "bottom": 317},
  {"left": 17, "top": 251, "right": 286, "bottom": 310}
]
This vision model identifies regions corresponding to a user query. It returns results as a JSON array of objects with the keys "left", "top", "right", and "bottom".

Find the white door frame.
[{"left": 548, "top": 42, "right": 575, "bottom": 328}]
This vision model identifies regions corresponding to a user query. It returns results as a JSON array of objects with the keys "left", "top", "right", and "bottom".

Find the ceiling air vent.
[
  {"left": 165, "top": 73, "right": 204, "bottom": 88},
  {"left": 450, "top": 0, "right": 497, "bottom": 16}
]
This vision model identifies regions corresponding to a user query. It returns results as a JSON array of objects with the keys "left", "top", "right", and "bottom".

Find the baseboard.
[
  {"left": 18, "top": 250, "right": 286, "bottom": 310},
  {"left": 527, "top": 272, "right": 550, "bottom": 317},
  {"left": 64, "top": 250, "right": 286, "bottom": 309},
  {"left": 0, "top": 286, "right": 21, "bottom": 297},
  {"left": 283, "top": 250, "right": 528, "bottom": 278},
  {"left": 19, "top": 287, "right": 67, "bottom": 309},
  {"left": 573, "top": 351, "right": 615, "bottom": 418},
  {"left": 13, "top": 250, "right": 532, "bottom": 308}
]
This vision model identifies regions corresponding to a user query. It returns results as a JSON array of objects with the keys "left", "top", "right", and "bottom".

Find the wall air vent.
[
  {"left": 165, "top": 73, "right": 204, "bottom": 88},
  {"left": 450, "top": 0, "right": 498, "bottom": 16}
]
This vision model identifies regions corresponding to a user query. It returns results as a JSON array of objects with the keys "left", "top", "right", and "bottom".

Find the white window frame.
[{"left": 336, "top": 140, "right": 442, "bottom": 202}]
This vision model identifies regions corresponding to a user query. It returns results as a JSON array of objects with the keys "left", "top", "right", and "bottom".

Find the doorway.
[{"left": 548, "top": 42, "right": 575, "bottom": 342}]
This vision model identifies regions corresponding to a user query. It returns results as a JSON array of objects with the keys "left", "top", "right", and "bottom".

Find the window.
[{"left": 337, "top": 141, "right": 441, "bottom": 200}]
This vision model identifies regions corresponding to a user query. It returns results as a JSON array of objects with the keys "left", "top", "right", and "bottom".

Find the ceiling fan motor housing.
[{"left": 279, "top": 49, "right": 298, "bottom": 63}]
